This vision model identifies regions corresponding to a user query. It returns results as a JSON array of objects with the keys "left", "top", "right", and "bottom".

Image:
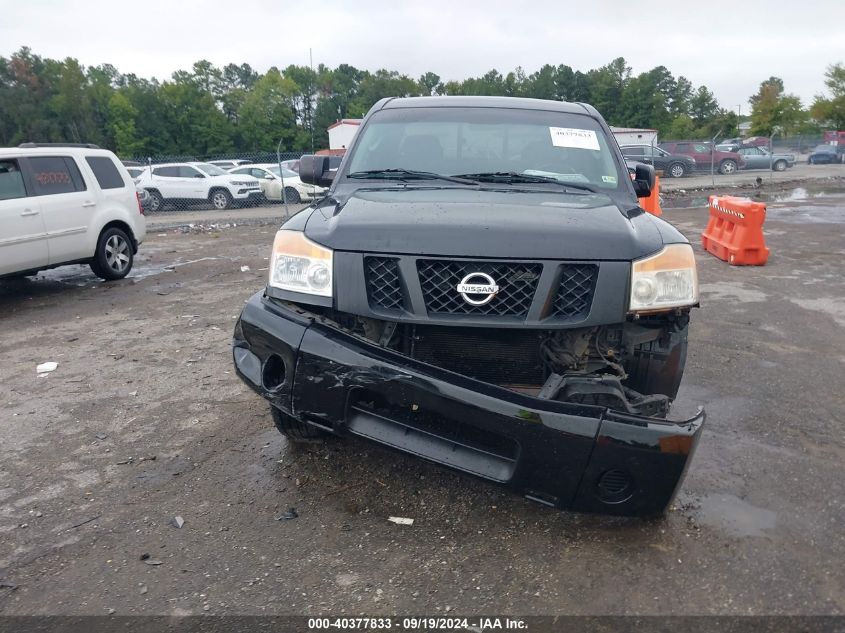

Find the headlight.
[
  {"left": 269, "top": 230, "right": 333, "bottom": 297},
  {"left": 629, "top": 244, "right": 698, "bottom": 312}
]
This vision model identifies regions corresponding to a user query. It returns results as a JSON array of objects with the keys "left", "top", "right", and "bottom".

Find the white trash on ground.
[
  {"left": 36, "top": 362, "right": 58, "bottom": 375},
  {"left": 388, "top": 516, "right": 414, "bottom": 525}
]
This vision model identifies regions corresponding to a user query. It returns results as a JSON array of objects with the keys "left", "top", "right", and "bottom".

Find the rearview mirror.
[
  {"left": 631, "top": 162, "right": 655, "bottom": 198},
  {"left": 299, "top": 155, "right": 335, "bottom": 188}
]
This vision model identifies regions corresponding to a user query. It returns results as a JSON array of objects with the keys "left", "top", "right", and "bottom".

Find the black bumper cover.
[{"left": 233, "top": 292, "right": 704, "bottom": 516}]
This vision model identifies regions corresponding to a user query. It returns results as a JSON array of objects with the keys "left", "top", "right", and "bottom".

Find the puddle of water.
[
  {"left": 663, "top": 185, "right": 845, "bottom": 209},
  {"left": 696, "top": 493, "right": 777, "bottom": 538},
  {"left": 27, "top": 256, "right": 235, "bottom": 288}
]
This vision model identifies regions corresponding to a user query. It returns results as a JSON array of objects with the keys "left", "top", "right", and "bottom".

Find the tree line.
[{"left": 1, "top": 47, "right": 842, "bottom": 158}]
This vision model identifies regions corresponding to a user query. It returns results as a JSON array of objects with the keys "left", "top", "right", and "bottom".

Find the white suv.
[
  {"left": 0, "top": 144, "right": 146, "bottom": 281},
  {"left": 135, "top": 162, "right": 262, "bottom": 211}
]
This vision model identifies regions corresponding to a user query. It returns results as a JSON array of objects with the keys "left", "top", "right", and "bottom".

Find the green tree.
[
  {"left": 108, "top": 91, "right": 144, "bottom": 156},
  {"left": 239, "top": 68, "right": 299, "bottom": 151},
  {"left": 419, "top": 72, "right": 442, "bottom": 96},
  {"left": 810, "top": 63, "right": 845, "bottom": 129},
  {"left": 749, "top": 76, "right": 805, "bottom": 135}
]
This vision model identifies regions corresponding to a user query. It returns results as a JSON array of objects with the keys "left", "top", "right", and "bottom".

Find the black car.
[
  {"left": 232, "top": 96, "right": 704, "bottom": 517},
  {"left": 620, "top": 144, "right": 696, "bottom": 178},
  {"left": 808, "top": 144, "right": 843, "bottom": 164}
]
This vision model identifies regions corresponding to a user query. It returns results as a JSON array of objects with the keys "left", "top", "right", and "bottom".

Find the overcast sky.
[{"left": 2, "top": 0, "right": 842, "bottom": 112}]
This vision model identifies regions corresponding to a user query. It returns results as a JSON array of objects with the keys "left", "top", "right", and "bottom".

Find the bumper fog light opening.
[{"left": 262, "top": 354, "right": 286, "bottom": 391}]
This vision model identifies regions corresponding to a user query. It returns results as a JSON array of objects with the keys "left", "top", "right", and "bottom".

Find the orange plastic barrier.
[
  {"left": 701, "top": 196, "right": 769, "bottom": 266},
  {"left": 640, "top": 175, "right": 662, "bottom": 217}
]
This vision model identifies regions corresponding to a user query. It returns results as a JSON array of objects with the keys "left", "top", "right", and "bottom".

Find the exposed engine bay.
[{"left": 297, "top": 303, "right": 690, "bottom": 418}]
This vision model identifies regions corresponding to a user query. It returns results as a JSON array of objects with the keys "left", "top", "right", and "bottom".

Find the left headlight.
[
  {"left": 269, "top": 230, "right": 333, "bottom": 298},
  {"left": 629, "top": 244, "right": 698, "bottom": 312}
]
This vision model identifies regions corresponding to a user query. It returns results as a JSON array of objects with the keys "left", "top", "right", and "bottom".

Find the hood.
[{"left": 304, "top": 188, "right": 664, "bottom": 261}]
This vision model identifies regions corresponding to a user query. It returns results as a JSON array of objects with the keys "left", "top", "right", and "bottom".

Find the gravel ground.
[{"left": 0, "top": 191, "right": 843, "bottom": 616}]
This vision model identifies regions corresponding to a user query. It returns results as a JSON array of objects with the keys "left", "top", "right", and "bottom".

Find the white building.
[
  {"left": 610, "top": 127, "right": 658, "bottom": 147},
  {"left": 328, "top": 119, "right": 362, "bottom": 151}
]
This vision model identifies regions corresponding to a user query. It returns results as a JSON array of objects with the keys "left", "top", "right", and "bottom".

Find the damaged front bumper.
[{"left": 233, "top": 292, "right": 704, "bottom": 517}]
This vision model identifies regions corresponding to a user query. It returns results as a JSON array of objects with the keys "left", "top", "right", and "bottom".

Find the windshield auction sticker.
[{"left": 549, "top": 127, "right": 600, "bottom": 151}]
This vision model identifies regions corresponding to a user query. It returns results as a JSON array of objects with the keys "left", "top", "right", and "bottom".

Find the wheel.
[
  {"left": 90, "top": 227, "right": 133, "bottom": 280},
  {"left": 147, "top": 189, "right": 164, "bottom": 212},
  {"left": 283, "top": 187, "right": 301, "bottom": 204},
  {"left": 270, "top": 406, "right": 326, "bottom": 443},
  {"left": 210, "top": 188, "right": 233, "bottom": 210},
  {"left": 719, "top": 159, "right": 738, "bottom": 175},
  {"left": 773, "top": 160, "right": 787, "bottom": 172},
  {"left": 667, "top": 162, "right": 686, "bottom": 178}
]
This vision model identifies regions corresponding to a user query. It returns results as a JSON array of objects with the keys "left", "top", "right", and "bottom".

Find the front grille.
[
  {"left": 417, "top": 260, "right": 542, "bottom": 317},
  {"left": 364, "top": 257, "right": 405, "bottom": 311},
  {"left": 552, "top": 264, "right": 598, "bottom": 320},
  {"left": 411, "top": 325, "right": 545, "bottom": 385}
]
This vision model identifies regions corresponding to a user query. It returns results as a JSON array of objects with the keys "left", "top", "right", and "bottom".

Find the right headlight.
[
  {"left": 629, "top": 244, "right": 698, "bottom": 312},
  {"left": 269, "top": 230, "right": 333, "bottom": 297}
]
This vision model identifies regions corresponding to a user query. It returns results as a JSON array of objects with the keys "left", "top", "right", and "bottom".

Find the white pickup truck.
[{"left": 135, "top": 162, "right": 262, "bottom": 211}]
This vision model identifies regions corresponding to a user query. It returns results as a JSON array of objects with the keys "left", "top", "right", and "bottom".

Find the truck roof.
[{"left": 379, "top": 95, "right": 593, "bottom": 116}]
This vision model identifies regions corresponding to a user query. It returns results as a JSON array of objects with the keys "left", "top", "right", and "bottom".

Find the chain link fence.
[{"left": 124, "top": 151, "right": 322, "bottom": 213}]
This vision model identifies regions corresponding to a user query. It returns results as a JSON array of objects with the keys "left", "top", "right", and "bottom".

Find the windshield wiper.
[
  {"left": 453, "top": 171, "right": 598, "bottom": 192},
  {"left": 347, "top": 169, "right": 477, "bottom": 185}
]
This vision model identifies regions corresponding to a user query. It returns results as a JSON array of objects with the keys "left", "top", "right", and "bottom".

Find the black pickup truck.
[{"left": 232, "top": 96, "right": 704, "bottom": 516}]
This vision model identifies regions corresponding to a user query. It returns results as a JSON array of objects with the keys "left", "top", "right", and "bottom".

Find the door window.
[
  {"left": 0, "top": 159, "right": 28, "bottom": 200},
  {"left": 153, "top": 166, "right": 179, "bottom": 177},
  {"left": 179, "top": 166, "right": 204, "bottom": 178},
  {"left": 28, "top": 156, "right": 86, "bottom": 196},
  {"left": 622, "top": 147, "right": 644, "bottom": 157}
]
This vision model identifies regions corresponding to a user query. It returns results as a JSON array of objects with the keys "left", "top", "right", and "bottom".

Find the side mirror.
[
  {"left": 631, "top": 162, "right": 655, "bottom": 198},
  {"left": 264, "top": 174, "right": 275, "bottom": 180},
  {"left": 299, "top": 155, "right": 335, "bottom": 188}
]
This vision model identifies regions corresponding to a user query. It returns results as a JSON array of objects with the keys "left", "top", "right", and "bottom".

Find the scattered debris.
[
  {"left": 108, "top": 353, "right": 124, "bottom": 360},
  {"left": 140, "top": 553, "right": 150, "bottom": 561},
  {"left": 95, "top": 433, "right": 108, "bottom": 441},
  {"left": 116, "top": 458, "right": 134, "bottom": 465},
  {"left": 0, "top": 581, "right": 18, "bottom": 591},
  {"left": 172, "top": 516, "right": 185, "bottom": 529},
  {"left": 36, "top": 361, "right": 58, "bottom": 375},
  {"left": 139, "top": 585, "right": 148, "bottom": 595},
  {"left": 240, "top": 265, "right": 251, "bottom": 272},
  {"left": 388, "top": 516, "right": 414, "bottom": 525},
  {"left": 322, "top": 481, "right": 367, "bottom": 498},
  {"left": 66, "top": 337, "right": 79, "bottom": 343},
  {"left": 129, "top": 390, "right": 138, "bottom": 397},
  {"left": 143, "top": 558, "right": 163, "bottom": 566},
  {"left": 68, "top": 515, "right": 101, "bottom": 530},
  {"left": 275, "top": 507, "right": 298, "bottom": 521}
]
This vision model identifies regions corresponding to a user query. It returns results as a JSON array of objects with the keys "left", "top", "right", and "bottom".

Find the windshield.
[
  {"left": 196, "top": 163, "right": 228, "bottom": 176},
  {"left": 267, "top": 166, "right": 298, "bottom": 179},
  {"left": 345, "top": 107, "right": 624, "bottom": 190}
]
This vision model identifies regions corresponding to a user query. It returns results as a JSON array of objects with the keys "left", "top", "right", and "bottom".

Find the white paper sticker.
[{"left": 549, "top": 127, "right": 600, "bottom": 151}]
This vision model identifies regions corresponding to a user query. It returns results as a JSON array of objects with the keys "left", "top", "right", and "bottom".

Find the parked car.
[
  {"left": 279, "top": 159, "right": 300, "bottom": 173},
  {"left": 228, "top": 164, "right": 327, "bottom": 203},
  {"left": 136, "top": 185, "right": 152, "bottom": 212},
  {"left": 208, "top": 159, "right": 252, "bottom": 170},
  {"left": 620, "top": 145, "right": 696, "bottom": 178},
  {"left": 135, "top": 162, "right": 263, "bottom": 211},
  {"left": 807, "top": 144, "right": 843, "bottom": 164},
  {"left": 0, "top": 143, "right": 146, "bottom": 280},
  {"left": 734, "top": 146, "right": 795, "bottom": 171},
  {"left": 126, "top": 166, "right": 147, "bottom": 180},
  {"left": 232, "top": 95, "right": 704, "bottom": 517},
  {"left": 659, "top": 141, "right": 746, "bottom": 175}
]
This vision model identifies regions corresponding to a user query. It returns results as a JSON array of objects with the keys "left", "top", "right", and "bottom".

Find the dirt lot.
[{"left": 0, "top": 189, "right": 843, "bottom": 616}]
